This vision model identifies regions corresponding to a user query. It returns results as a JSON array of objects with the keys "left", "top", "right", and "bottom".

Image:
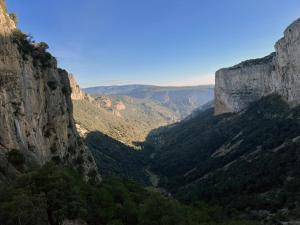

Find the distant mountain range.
[
  {"left": 84, "top": 84, "right": 214, "bottom": 118},
  {"left": 72, "top": 83, "right": 215, "bottom": 182}
]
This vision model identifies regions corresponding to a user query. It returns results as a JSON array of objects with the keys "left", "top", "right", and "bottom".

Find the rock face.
[
  {"left": 215, "top": 18, "right": 300, "bottom": 115},
  {"left": 69, "top": 74, "right": 92, "bottom": 101},
  {"left": 0, "top": 0, "right": 99, "bottom": 181}
]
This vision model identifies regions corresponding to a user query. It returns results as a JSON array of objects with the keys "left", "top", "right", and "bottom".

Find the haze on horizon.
[{"left": 7, "top": 0, "right": 300, "bottom": 87}]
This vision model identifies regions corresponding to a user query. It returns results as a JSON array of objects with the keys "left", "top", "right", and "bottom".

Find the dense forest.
[
  {"left": 0, "top": 163, "right": 258, "bottom": 225},
  {"left": 145, "top": 95, "right": 300, "bottom": 221}
]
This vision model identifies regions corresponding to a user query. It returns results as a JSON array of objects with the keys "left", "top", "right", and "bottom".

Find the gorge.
[{"left": 0, "top": 0, "right": 300, "bottom": 224}]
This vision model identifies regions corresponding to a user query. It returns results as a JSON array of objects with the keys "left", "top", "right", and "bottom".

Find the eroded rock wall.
[
  {"left": 69, "top": 74, "right": 92, "bottom": 101},
  {"left": 215, "top": 18, "right": 300, "bottom": 115},
  {"left": 0, "top": 0, "right": 99, "bottom": 181}
]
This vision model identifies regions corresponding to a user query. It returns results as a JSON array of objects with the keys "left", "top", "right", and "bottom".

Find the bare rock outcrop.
[
  {"left": 69, "top": 74, "right": 92, "bottom": 101},
  {"left": 0, "top": 0, "right": 99, "bottom": 181},
  {"left": 215, "top": 18, "right": 300, "bottom": 115}
]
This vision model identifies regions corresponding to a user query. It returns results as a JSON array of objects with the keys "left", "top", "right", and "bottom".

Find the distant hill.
[
  {"left": 84, "top": 84, "right": 214, "bottom": 118},
  {"left": 73, "top": 95, "right": 178, "bottom": 148}
]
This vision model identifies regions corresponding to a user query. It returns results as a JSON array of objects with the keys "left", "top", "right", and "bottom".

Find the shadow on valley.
[
  {"left": 82, "top": 95, "right": 300, "bottom": 221},
  {"left": 143, "top": 95, "right": 300, "bottom": 220},
  {"left": 84, "top": 131, "right": 150, "bottom": 185}
]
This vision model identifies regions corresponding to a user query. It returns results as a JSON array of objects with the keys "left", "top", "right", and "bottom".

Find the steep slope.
[
  {"left": 73, "top": 99, "right": 150, "bottom": 147},
  {"left": 0, "top": 0, "right": 98, "bottom": 182},
  {"left": 85, "top": 131, "right": 148, "bottom": 184},
  {"left": 84, "top": 84, "right": 214, "bottom": 118},
  {"left": 70, "top": 77, "right": 173, "bottom": 182},
  {"left": 95, "top": 95, "right": 178, "bottom": 130},
  {"left": 71, "top": 77, "right": 178, "bottom": 148},
  {"left": 145, "top": 18, "right": 300, "bottom": 222},
  {"left": 215, "top": 18, "right": 300, "bottom": 115},
  {"left": 147, "top": 95, "right": 300, "bottom": 220}
]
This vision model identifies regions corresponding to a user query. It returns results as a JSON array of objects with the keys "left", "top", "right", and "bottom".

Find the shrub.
[
  {"left": 51, "top": 156, "right": 61, "bottom": 164},
  {"left": 12, "top": 30, "right": 53, "bottom": 67},
  {"left": 9, "top": 13, "right": 18, "bottom": 25},
  {"left": 12, "top": 29, "right": 34, "bottom": 59},
  {"left": 36, "top": 42, "right": 49, "bottom": 51},
  {"left": 7, "top": 149, "right": 25, "bottom": 169}
]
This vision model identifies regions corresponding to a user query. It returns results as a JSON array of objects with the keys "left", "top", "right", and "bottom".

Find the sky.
[{"left": 6, "top": 0, "right": 300, "bottom": 87}]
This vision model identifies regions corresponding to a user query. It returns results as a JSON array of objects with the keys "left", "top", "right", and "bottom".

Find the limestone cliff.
[
  {"left": 0, "top": 0, "right": 99, "bottom": 181},
  {"left": 69, "top": 74, "right": 92, "bottom": 101},
  {"left": 215, "top": 18, "right": 300, "bottom": 115},
  {"left": 69, "top": 76, "right": 126, "bottom": 117}
]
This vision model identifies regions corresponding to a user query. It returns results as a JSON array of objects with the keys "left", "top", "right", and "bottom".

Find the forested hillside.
[
  {"left": 145, "top": 95, "right": 300, "bottom": 221},
  {"left": 84, "top": 131, "right": 148, "bottom": 185},
  {"left": 72, "top": 92, "right": 182, "bottom": 147}
]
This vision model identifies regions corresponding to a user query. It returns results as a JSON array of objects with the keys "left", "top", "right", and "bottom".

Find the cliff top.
[
  {"left": 284, "top": 18, "right": 300, "bottom": 35},
  {"left": 217, "top": 52, "right": 276, "bottom": 72}
]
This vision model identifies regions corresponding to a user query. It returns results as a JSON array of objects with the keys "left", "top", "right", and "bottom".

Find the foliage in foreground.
[{"left": 0, "top": 163, "right": 257, "bottom": 225}]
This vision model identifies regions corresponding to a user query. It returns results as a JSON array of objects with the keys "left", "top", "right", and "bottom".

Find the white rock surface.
[
  {"left": 69, "top": 74, "right": 91, "bottom": 101},
  {"left": 215, "top": 18, "right": 300, "bottom": 115}
]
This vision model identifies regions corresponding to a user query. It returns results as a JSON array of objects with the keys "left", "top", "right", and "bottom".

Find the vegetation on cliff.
[{"left": 12, "top": 29, "right": 53, "bottom": 66}]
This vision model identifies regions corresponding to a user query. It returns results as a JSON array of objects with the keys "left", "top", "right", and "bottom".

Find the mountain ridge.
[{"left": 84, "top": 84, "right": 214, "bottom": 119}]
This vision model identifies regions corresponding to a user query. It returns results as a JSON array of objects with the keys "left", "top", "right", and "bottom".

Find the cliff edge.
[
  {"left": 215, "top": 18, "right": 300, "bottom": 115},
  {"left": 0, "top": 0, "right": 99, "bottom": 181}
]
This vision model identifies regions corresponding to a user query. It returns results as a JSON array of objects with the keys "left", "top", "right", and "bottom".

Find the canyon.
[{"left": 0, "top": 0, "right": 300, "bottom": 223}]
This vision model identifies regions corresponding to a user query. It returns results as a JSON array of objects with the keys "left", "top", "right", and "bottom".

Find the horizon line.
[{"left": 82, "top": 83, "right": 215, "bottom": 89}]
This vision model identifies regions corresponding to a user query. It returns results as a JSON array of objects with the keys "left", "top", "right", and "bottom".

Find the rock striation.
[
  {"left": 0, "top": 0, "right": 99, "bottom": 181},
  {"left": 215, "top": 18, "right": 300, "bottom": 115}
]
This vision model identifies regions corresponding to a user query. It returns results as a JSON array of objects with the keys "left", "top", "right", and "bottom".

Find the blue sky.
[{"left": 7, "top": 0, "right": 300, "bottom": 87}]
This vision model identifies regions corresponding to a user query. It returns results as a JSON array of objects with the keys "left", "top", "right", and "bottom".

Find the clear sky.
[{"left": 6, "top": 0, "right": 300, "bottom": 87}]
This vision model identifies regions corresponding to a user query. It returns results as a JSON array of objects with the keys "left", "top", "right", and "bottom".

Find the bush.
[
  {"left": 12, "top": 30, "right": 53, "bottom": 67},
  {"left": 36, "top": 42, "right": 49, "bottom": 51},
  {"left": 12, "top": 30, "right": 34, "bottom": 59},
  {"left": 0, "top": 164, "right": 258, "bottom": 225},
  {"left": 9, "top": 13, "right": 18, "bottom": 25},
  {"left": 7, "top": 149, "right": 25, "bottom": 169}
]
